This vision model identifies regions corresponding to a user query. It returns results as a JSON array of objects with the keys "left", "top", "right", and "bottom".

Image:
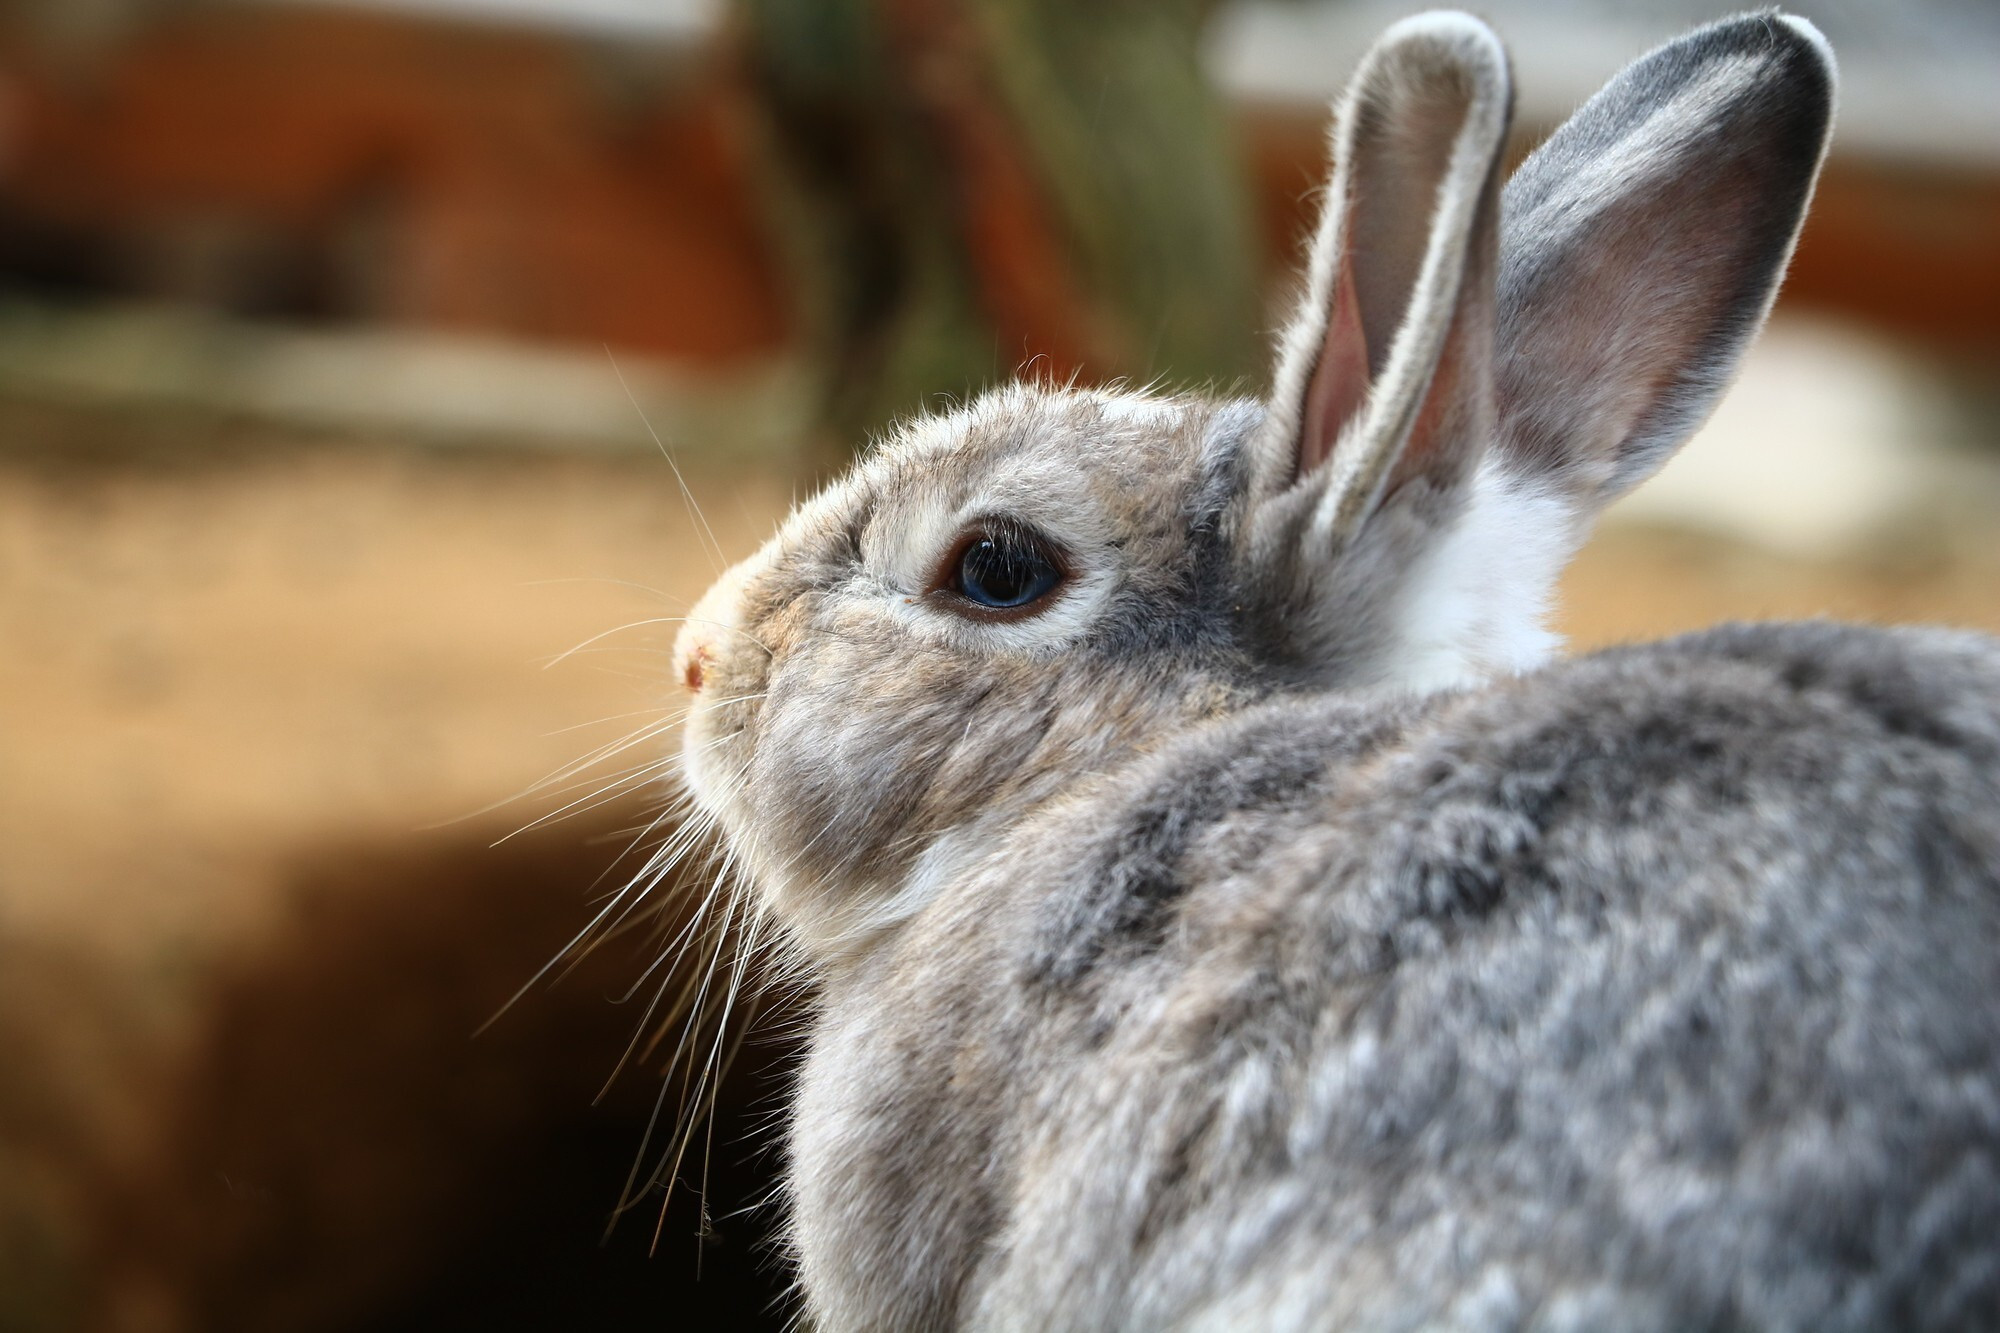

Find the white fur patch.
[
  {"left": 1384, "top": 461, "right": 1574, "bottom": 692},
  {"left": 797, "top": 827, "right": 988, "bottom": 967}
]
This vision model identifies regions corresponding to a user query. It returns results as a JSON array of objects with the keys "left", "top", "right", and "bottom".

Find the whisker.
[
  {"left": 474, "top": 870, "right": 654, "bottom": 1037},
  {"left": 557, "top": 868, "right": 705, "bottom": 990},
  {"left": 488, "top": 764, "right": 679, "bottom": 846},
  {"left": 542, "top": 616, "right": 774, "bottom": 671},
  {"left": 542, "top": 616, "right": 697, "bottom": 669},
  {"left": 630, "top": 873, "right": 743, "bottom": 1226},
  {"left": 690, "top": 971, "right": 764, "bottom": 1269},
  {"left": 605, "top": 1056, "right": 682, "bottom": 1245},
  {"left": 482, "top": 794, "right": 710, "bottom": 1037},
  {"left": 430, "top": 717, "right": 688, "bottom": 830},
  {"left": 520, "top": 575, "right": 690, "bottom": 609},
  {"left": 594, "top": 915, "right": 710, "bottom": 1106},
  {"left": 498, "top": 708, "right": 789, "bottom": 1254},
  {"left": 605, "top": 346, "right": 728, "bottom": 576},
  {"left": 543, "top": 705, "right": 687, "bottom": 738},
  {"left": 481, "top": 702, "right": 759, "bottom": 846}
]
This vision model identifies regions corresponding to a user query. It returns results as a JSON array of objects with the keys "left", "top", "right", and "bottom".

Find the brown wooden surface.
[{"left": 0, "top": 8, "right": 788, "bottom": 361}]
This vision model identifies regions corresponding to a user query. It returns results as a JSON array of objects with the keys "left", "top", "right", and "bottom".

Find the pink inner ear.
[{"left": 1297, "top": 249, "right": 1372, "bottom": 479}]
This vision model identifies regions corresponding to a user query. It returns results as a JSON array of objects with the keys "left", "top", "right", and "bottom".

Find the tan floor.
[{"left": 1, "top": 432, "right": 785, "bottom": 951}]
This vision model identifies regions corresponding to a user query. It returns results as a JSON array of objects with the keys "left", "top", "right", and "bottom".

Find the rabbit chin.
[
  {"left": 759, "top": 826, "right": 990, "bottom": 969},
  {"left": 681, "top": 693, "right": 999, "bottom": 967}
]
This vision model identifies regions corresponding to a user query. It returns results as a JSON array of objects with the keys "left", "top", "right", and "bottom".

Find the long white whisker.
[
  {"left": 488, "top": 764, "right": 679, "bottom": 846},
  {"left": 542, "top": 616, "right": 694, "bottom": 669},
  {"left": 521, "top": 575, "right": 690, "bottom": 608},
  {"left": 594, "top": 924, "right": 704, "bottom": 1106},
  {"left": 606, "top": 347, "right": 728, "bottom": 576},
  {"left": 561, "top": 809, "right": 723, "bottom": 961},
  {"left": 486, "top": 708, "right": 758, "bottom": 846},
  {"left": 689, "top": 938, "right": 764, "bottom": 1267},
  {"left": 474, "top": 868, "right": 657, "bottom": 1037},
  {"left": 543, "top": 705, "right": 688, "bottom": 737},
  {"left": 433, "top": 715, "right": 689, "bottom": 830},
  {"left": 517, "top": 694, "right": 790, "bottom": 1251},
  {"left": 627, "top": 868, "right": 742, "bottom": 1227},
  {"left": 604, "top": 1055, "right": 681, "bottom": 1244},
  {"left": 649, "top": 957, "right": 748, "bottom": 1247}
]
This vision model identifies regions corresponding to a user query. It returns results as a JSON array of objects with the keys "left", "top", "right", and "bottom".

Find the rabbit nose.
[
  {"left": 676, "top": 557, "right": 753, "bottom": 695},
  {"left": 681, "top": 642, "right": 710, "bottom": 693}
]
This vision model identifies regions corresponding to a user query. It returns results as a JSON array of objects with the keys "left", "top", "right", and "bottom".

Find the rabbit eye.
[{"left": 946, "top": 529, "right": 1063, "bottom": 615}]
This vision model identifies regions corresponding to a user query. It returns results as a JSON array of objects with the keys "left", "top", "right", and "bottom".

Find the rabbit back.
[{"left": 793, "top": 620, "right": 2000, "bottom": 1331}]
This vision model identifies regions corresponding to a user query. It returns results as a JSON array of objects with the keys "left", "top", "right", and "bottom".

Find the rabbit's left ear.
[{"left": 1248, "top": 11, "right": 1512, "bottom": 554}]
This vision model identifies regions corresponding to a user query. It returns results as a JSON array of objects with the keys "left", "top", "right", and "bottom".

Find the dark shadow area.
[{"left": 89, "top": 810, "right": 796, "bottom": 1332}]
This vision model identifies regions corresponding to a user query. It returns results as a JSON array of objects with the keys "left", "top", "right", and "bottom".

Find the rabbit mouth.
[{"left": 675, "top": 658, "right": 771, "bottom": 861}]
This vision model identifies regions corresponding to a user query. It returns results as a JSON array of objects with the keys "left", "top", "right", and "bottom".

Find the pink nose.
[{"left": 682, "top": 642, "right": 710, "bottom": 693}]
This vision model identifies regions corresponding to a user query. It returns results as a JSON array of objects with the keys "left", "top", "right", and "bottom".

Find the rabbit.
[{"left": 668, "top": 10, "right": 2000, "bottom": 1331}]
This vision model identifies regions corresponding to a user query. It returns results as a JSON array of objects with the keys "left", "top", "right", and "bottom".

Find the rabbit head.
[{"left": 673, "top": 10, "right": 1835, "bottom": 964}]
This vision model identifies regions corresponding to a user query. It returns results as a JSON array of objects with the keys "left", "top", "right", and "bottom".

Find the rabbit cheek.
[{"left": 740, "top": 638, "right": 1004, "bottom": 950}]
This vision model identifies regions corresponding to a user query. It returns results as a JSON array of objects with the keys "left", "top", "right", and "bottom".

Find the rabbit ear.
[
  {"left": 1493, "top": 13, "right": 1836, "bottom": 509},
  {"left": 1250, "top": 11, "right": 1513, "bottom": 551}
]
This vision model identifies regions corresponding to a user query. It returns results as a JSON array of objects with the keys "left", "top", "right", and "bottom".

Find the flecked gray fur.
[{"left": 800, "top": 622, "right": 2000, "bottom": 1330}]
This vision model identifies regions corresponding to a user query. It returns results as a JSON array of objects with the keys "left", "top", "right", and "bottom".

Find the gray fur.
[
  {"left": 666, "top": 11, "right": 2000, "bottom": 1331},
  {"left": 798, "top": 623, "right": 2000, "bottom": 1331}
]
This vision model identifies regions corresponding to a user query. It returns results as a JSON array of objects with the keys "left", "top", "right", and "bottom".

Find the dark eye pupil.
[{"left": 957, "top": 536, "right": 1060, "bottom": 610}]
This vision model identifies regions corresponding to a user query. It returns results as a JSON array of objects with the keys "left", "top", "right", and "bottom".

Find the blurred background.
[{"left": 0, "top": 0, "right": 1994, "bottom": 1328}]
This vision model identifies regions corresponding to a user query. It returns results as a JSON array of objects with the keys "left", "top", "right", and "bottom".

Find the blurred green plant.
[
  {"left": 0, "top": 0, "right": 195, "bottom": 59},
  {"left": 734, "top": 0, "right": 1261, "bottom": 465}
]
